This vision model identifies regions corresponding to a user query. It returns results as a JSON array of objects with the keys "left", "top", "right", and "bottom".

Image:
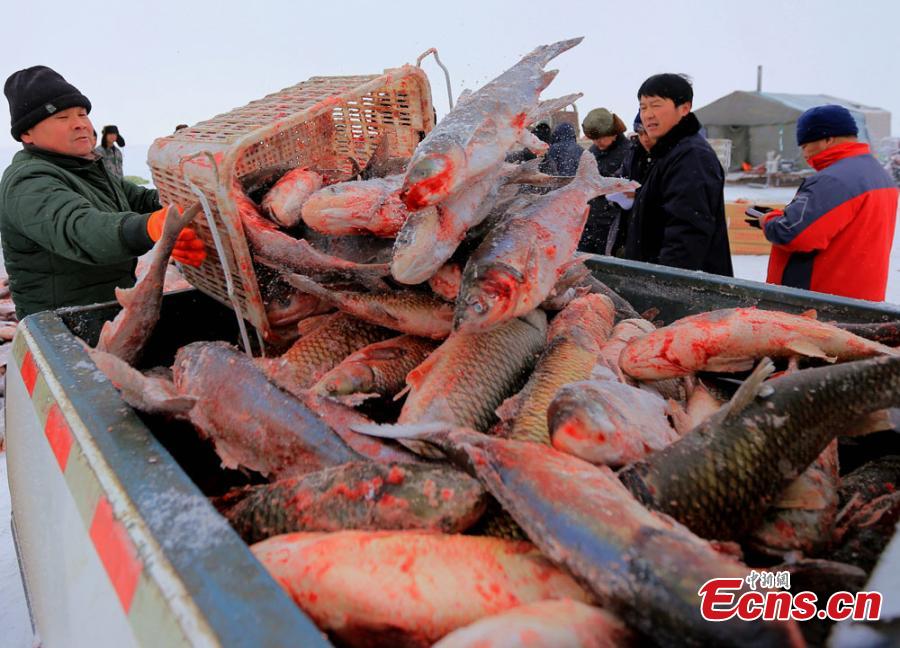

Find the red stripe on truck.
[
  {"left": 21, "top": 350, "right": 38, "bottom": 395},
  {"left": 44, "top": 403, "right": 73, "bottom": 472},
  {"left": 89, "top": 496, "right": 142, "bottom": 614}
]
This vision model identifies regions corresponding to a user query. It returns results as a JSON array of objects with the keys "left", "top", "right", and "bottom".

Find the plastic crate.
[{"left": 147, "top": 66, "right": 435, "bottom": 342}]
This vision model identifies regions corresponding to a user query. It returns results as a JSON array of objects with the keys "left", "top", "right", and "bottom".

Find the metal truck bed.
[{"left": 5, "top": 257, "right": 899, "bottom": 647}]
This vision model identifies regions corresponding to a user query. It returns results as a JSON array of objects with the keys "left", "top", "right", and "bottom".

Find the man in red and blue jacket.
[{"left": 753, "top": 105, "right": 897, "bottom": 302}]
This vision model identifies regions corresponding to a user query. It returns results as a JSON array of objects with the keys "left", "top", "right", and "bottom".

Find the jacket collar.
[
  {"left": 23, "top": 144, "right": 100, "bottom": 169},
  {"left": 648, "top": 112, "right": 701, "bottom": 159},
  {"left": 591, "top": 133, "right": 628, "bottom": 157},
  {"left": 807, "top": 142, "right": 871, "bottom": 171}
]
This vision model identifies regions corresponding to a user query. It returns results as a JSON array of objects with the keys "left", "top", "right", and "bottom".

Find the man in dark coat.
[
  {"left": 540, "top": 123, "right": 583, "bottom": 176},
  {"left": 580, "top": 108, "right": 632, "bottom": 255},
  {"left": 1, "top": 66, "right": 206, "bottom": 318},
  {"left": 625, "top": 74, "right": 733, "bottom": 276}
]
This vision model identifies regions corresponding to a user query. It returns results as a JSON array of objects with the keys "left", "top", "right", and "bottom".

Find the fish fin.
[
  {"left": 784, "top": 339, "right": 836, "bottom": 362},
  {"left": 351, "top": 421, "right": 451, "bottom": 440},
  {"left": 719, "top": 357, "right": 776, "bottom": 421},
  {"left": 800, "top": 309, "right": 818, "bottom": 320},
  {"left": 667, "top": 398, "right": 694, "bottom": 435},
  {"left": 114, "top": 286, "right": 136, "bottom": 308},
  {"left": 392, "top": 383, "right": 412, "bottom": 402},
  {"left": 332, "top": 392, "right": 380, "bottom": 407},
  {"left": 516, "top": 129, "right": 549, "bottom": 155},
  {"left": 495, "top": 393, "right": 522, "bottom": 423},
  {"left": 774, "top": 480, "right": 829, "bottom": 510},
  {"left": 456, "top": 88, "right": 474, "bottom": 105},
  {"left": 539, "top": 69, "right": 559, "bottom": 91},
  {"left": 285, "top": 274, "right": 332, "bottom": 301},
  {"left": 574, "top": 150, "right": 640, "bottom": 197},
  {"left": 702, "top": 356, "right": 757, "bottom": 373},
  {"left": 404, "top": 351, "right": 441, "bottom": 390},
  {"left": 527, "top": 93, "right": 582, "bottom": 125}
]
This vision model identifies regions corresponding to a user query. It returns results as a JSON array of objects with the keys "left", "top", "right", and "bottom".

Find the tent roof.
[{"left": 695, "top": 91, "right": 887, "bottom": 127}]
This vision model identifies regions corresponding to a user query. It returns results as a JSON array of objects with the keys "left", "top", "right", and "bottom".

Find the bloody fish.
[
  {"left": 300, "top": 174, "right": 409, "bottom": 237},
  {"left": 251, "top": 530, "right": 591, "bottom": 648},
  {"left": 433, "top": 599, "right": 633, "bottom": 648},
  {"left": 428, "top": 261, "right": 463, "bottom": 302},
  {"left": 96, "top": 203, "right": 201, "bottom": 364},
  {"left": 217, "top": 462, "right": 487, "bottom": 543},
  {"left": 749, "top": 440, "right": 840, "bottom": 556},
  {"left": 454, "top": 152, "right": 638, "bottom": 334},
  {"left": 548, "top": 378, "right": 678, "bottom": 467},
  {"left": 259, "top": 312, "right": 394, "bottom": 397},
  {"left": 172, "top": 341, "right": 359, "bottom": 478},
  {"left": 355, "top": 426, "right": 803, "bottom": 647},
  {"left": 285, "top": 273, "right": 454, "bottom": 339},
  {"left": 232, "top": 181, "right": 389, "bottom": 287},
  {"left": 398, "top": 310, "right": 547, "bottom": 455},
  {"left": 496, "top": 294, "right": 614, "bottom": 444},
  {"left": 261, "top": 167, "right": 323, "bottom": 228},
  {"left": 620, "top": 307, "right": 897, "bottom": 380},
  {"left": 619, "top": 356, "right": 900, "bottom": 541},
  {"left": 312, "top": 335, "right": 437, "bottom": 403},
  {"left": 400, "top": 37, "right": 583, "bottom": 210}
]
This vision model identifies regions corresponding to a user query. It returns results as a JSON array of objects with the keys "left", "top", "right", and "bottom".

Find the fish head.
[
  {"left": 400, "top": 142, "right": 466, "bottom": 210},
  {"left": 548, "top": 383, "right": 621, "bottom": 462},
  {"left": 317, "top": 363, "right": 376, "bottom": 397},
  {"left": 454, "top": 263, "right": 524, "bottom": 333}
]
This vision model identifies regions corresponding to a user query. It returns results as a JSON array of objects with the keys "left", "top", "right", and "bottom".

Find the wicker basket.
[{"left": 147, "top": 66, "right": 435, "bottom": 343}]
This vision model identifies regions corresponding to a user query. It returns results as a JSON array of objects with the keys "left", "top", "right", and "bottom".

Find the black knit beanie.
[{"left": 4, "top": 66, "right": 92, "bottom": 141}]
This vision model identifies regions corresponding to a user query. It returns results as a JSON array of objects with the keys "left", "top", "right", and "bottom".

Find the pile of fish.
[{"left": 87, "top": 37, "right": 900, "bottom": 648}]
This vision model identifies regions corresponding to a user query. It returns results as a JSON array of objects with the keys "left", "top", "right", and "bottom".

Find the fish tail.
[
  {"left": 525, "top": 37, "right": 585, "bottom": 68},
  {"left": 574, "top": 151, "right": 631, "bottom": 198}
]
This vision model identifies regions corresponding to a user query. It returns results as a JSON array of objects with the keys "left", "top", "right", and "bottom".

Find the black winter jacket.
[
  {"left": 579, "top": 134, "right": 632, "bottom": 255},
  {"left": 625, "top": 113, "right": 733, "bottom": 276}
]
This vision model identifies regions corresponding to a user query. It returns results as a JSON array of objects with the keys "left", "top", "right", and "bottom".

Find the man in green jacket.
[{"left": 1, "top": 66, "right": 205, "bottom": 319}]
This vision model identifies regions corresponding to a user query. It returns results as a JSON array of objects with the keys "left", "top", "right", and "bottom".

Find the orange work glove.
[{"left": 146, "top": 204, "right": 207, "bottom": 267}]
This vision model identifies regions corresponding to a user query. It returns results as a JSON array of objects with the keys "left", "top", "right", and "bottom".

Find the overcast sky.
[{"left": 2, "top": 0, "right": 899, "bottom": 177}]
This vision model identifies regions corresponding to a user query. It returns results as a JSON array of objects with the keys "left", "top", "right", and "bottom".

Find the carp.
[
  {"left": 354, "top": 426, "right": 803, "bottom": 647},
  {"left": 454, "top": 152, "right": 638, "bottom": 333},
  {"left": 252, "top": 530, "right": 590, "bottom": 648},
  {"left": 312, "top": 335, "right": 437, "bottom": 403},
  {"left": 300, "top": 174, "right": 409, "bottom": 237},
  {"left": 259, "top": 312, "right": 394, "bottom": 397},
  {"left": 285, "top": 274, "right": 454, "bottom": 339},
  {"left": 619, "top": 356, "right": 900, "bottom": 541},
  {"left": 261, "top": 167, "right": 323, "bottom": 228},
  {"left": 391, "top": 160, "right": 549, "bottom": 285},
  {"left": 620, "top": 307, "right": 897, "bottom": 380},
  {"left": 400, "top": 37, "right": 583, "bottom": 210},
  {"left": 173, "top": 341, "right": 359, "bottom": 478},
  {"left": 428, "top": 261, "right": 463, "bottom": 302},
  {"left": 217, "top": 462, "right": 487, "bottom": 543},
  {"left": 231, "top": 181, "right": 389, "bottom": 288},
  {"left": 749, "top": 440, "right": 840, "bottom": 556},
  {"left": 548, "top": 379, "right": 678, "bottom": 467},
  {"left": 496, "top": 294, "right": 614, "bottom": 444},
  {"left": 397, "top": 310, "right": 546, "bottom": 454},
  {"left": 96, "top": 203, "right": 201, "bottom": 364},
  {"left": 433, "top": 599, "right": 633, "bottom": 648}
]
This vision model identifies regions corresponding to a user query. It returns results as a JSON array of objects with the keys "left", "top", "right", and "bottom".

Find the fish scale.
[
  {"left": 261, "top": 313, "right": 393, "bottom": 396},
  {"left": 620, "top": 355, "right": 900, "bottom": 541},
  {"left": 398, "top": 310, "right": 547, "bottom": 457}
]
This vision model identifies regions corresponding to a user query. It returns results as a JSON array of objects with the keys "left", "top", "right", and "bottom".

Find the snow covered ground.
[{"left": 0, "top": 454, "right": 33, "bottom": 648}]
